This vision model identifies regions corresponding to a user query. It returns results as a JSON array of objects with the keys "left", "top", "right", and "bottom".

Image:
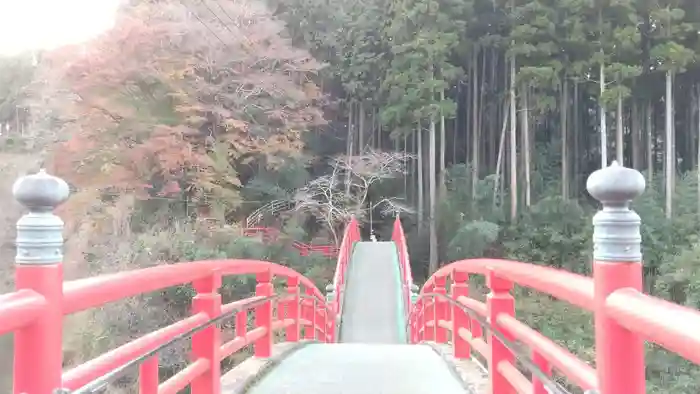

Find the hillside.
[{"left": 0, "top": 0, "right": 699, "bottom": 392}]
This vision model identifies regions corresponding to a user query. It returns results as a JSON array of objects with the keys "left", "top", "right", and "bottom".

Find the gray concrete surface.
[
  {"left": 338, "top": 241, "right": 406, "bottom": 343},
  {"left": 243, "top": 343, "right": 472, "bottom": 394}
]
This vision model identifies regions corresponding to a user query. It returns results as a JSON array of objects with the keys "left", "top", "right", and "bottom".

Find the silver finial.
[
  {"left": 586, "top": 162, "right": 645, "bottom": 263},
  {"left": 325, "top": 283, "right": 336, "bottom": 304},
  {"left": 410, "top": 284, "right": 419, "bottom": 304},
  {"left": 586, "top": 161, "right": 645, "bottom": 207},
  {"left": 13, "top": 169, "right": 70, "bottom": 211},
  {"left": 13, "top": 170, "right": 70, "bottom": 265}
]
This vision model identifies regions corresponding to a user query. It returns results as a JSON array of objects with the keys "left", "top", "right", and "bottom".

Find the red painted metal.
[
  {"left": 451, "top": 270, "right": 470, "bottom": 359},
  {"left": 286, "top": 277, "right": 301, "bottom": 342},
  {"left": 8, "top": 214, "right": 700, "bottom": 394},
  {"left": 242, "top": 227, "right": 338, "bottom": 257},
  {"left": 330, "top": 217, "right": 361, "bottom": 319},
  {"left": 3, "top": 257, "right": 336, "bottom": 394},
  {"left": 407, "top": 254, "right": 700, "bottom": 394},
  {"left": 255, "top": 270, "right": 274, "bottom": 358},
  {"left": 14, "top": 264, "right": 63, "bottom": 394},
  {"left": 434, "top": 276, "right": 448, "bottom": 344},
  {"left": 391, "top": 217, "right": 414, "bottom": 314}
]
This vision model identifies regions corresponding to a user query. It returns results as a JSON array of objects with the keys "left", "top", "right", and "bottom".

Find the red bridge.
[{"left": 3, "top": 163, "right": 700, "bottom": 394}]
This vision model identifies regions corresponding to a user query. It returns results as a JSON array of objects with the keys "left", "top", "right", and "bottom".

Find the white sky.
[{"left": 0, "top": 0, "right": 122, "bottom": 56}]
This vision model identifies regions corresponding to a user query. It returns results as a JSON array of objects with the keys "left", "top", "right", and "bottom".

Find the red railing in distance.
[
  {"left": 241, "top": 226, "right": 280, "bottom": 242},
  {"left": 390, "top": 217, "right": 413, "bottom": 316},
  {"left": 292, "top": 241, "right": 339, "bottom": 257},
  {"left": 330, "top": 217, "right": 361, "bottom": 321},
  {"left": 4, "top": 259, "right": 335, "bottom": 394}
]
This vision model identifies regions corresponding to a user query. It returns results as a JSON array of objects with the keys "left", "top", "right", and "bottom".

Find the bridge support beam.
[
  {"left": 587, "top": 161, "right": 646, "bottom": 394},
  {"left": 12, "top": 169, "right": 69, "bottom": 394}
]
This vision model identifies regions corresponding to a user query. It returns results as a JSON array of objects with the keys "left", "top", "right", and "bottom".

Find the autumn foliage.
[{"left": 32, "top": 0, "right": 326, "bottom": 217}]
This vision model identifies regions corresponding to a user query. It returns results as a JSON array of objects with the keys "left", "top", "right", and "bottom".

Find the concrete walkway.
[
  {"left": 231, "top": 241, "right": 474, "bottom": 394},
  {"left": 338, "top": 241, "right": 406, "bottom": 343},
  {"left": 244, "top": 343, "right": 470, "bottom": 394}
]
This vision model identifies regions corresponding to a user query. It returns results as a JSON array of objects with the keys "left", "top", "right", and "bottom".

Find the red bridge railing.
[
  {"left": 241, "top": 227, "right": 339, "bottom": 257},
  {"left": 327, "top": 218, "right": 361, "bottom": 323},
  {"left": 2, "top": 170, "right": 336, "bottom": 394},
  {"left": 409, "top": 162, "right": 700, "bottom": 394},
  {"left": 391, "top": 216, "right": 414, "bottom": 316}
]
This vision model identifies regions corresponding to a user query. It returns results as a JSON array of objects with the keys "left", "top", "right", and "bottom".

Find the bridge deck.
[
  {"left": 243, "top": 343, "right": 471, "bottom": 394},
  {"left": 338, "top": 241, "right": 406, "bottom": 343}
]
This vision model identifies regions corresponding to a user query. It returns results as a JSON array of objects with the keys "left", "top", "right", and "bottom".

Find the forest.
[{"left": 0, "top": 0, "right": 699, "bottom": 392}]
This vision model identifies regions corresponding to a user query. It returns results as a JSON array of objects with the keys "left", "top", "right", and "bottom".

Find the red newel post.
[
  {"left": 235, "top": 308, "right": 247, "bottom": 339},
  {"left": 434, "top": 276, "right": 448, "bottom": 343},
  {"left": 423, "top": 284, "right": 435, "bottom": 341},
  {"left": 139, "top": 356, "right": 160, "bottom": 394},
  {"left": 487, "top": 270, "right": 515, "bottom": 394},
  {"left": 286, "top": 276, "right": 300, "bottom": 342},
  {"left": 191, "top": 271, "right": 222, "bottom": 394},
  {"left": 325, "top": 284, "right": 336, "bottom": 342},
  {"left": 12, "top": 170, "right": 69, "bottom": 394},
  {"left": 587, "top": 161, "right": 646, "bottom": 394},
  {"left": 451, "top": 270, "right": 470, "bottom": 359},
  {"left": 532, "top": 351, "right": 552, "bottom": 394},
  {"left": 304, "top": 288, "right": 316, "bottom": 340},
  {"left": 413, "top": 298, "right": 423, "bottom": 343},
  {"left": 255, "top": 270, "right": 274, "bottom": 357}
]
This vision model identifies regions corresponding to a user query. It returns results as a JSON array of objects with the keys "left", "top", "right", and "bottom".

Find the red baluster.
[
  {"left": 532, "top": 351, "right": 552, "bottom": 394},
  {"left": 286, "top": 276, "right": 300, "bottom": 342},
  {"left": 303, "top": 288, "right": 315, "bottom": 340},
  {"left": 487, "top": 270, "right": 515, "bottom": 394},
  {"left": 423, "top": 284, "right": 435, "bottom": 341},
  {"left": 451, "top": 270, "right": 470, "bottom": 359},
  {"left": 255, "top": 270, "right": 273, "bottom": 357},
  {"left": 235, "top": 307, "right": 247, "bottom": 339},
  {"left": 309, "top": 288, "right": 318, "bottom": 340},
  {"left": 588, "top": 162, "right": 646, "bottom": 394},
  {"left": 434, "top": 276, "right": 448, "bottom": 343},
  {"left": 139, "top": 356, "right": 159, "bottom": 394},
  {"left": 191, "top": 272, "right": 222, "bottom": 394}
]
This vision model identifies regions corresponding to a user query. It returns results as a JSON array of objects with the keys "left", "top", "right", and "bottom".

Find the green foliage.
[
  {"left": 440, "top": 164, "right": 700, "bottom": 392},
  {"left": 503, "top": 196, "right": 592, "bottom": 273},
  {"left": 447, "top": 220, "right": 500, "bottom": 260}
]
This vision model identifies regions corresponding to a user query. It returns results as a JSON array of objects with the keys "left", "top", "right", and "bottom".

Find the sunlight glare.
[{"left": 0, "top": 0, "right": 122, "bottom": 56}]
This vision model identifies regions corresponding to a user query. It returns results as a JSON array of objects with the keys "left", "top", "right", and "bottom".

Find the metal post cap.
[
  {"left": 586, "top": 161, "right": 645, "bottom": 263},
  {"left": 586, "top": 161, "right": 645, "bottom": 205},
  {"left": 13, "top": 169, "right": 69, "bottom": 211}
]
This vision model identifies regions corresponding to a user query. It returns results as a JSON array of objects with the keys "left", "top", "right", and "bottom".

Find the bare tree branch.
[{"left": 292, "top": 149, "right": 414, "bottom": 244}]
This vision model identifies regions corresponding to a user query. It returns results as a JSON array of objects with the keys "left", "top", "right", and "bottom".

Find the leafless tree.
[{"left": 293, "top": 149, "right": 414, "bottom": 244}]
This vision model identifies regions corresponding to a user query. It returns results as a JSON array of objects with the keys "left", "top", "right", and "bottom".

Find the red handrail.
[
  {"left": 409, "top": 257, "right": 700, "bottom": 394},
  {"left": 391, "top": 216, "right": 413, "bottom": 316},
  {"left": 330, "top": 217, "right": 361, "bottom": 321},
  {"left": 6, "top": 259, "right": 334, "bottom": 394}
]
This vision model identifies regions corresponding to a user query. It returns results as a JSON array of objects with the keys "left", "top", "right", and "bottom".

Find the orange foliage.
[{"left": 32, "top": 0, "right": 326, "bottom": 211}]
